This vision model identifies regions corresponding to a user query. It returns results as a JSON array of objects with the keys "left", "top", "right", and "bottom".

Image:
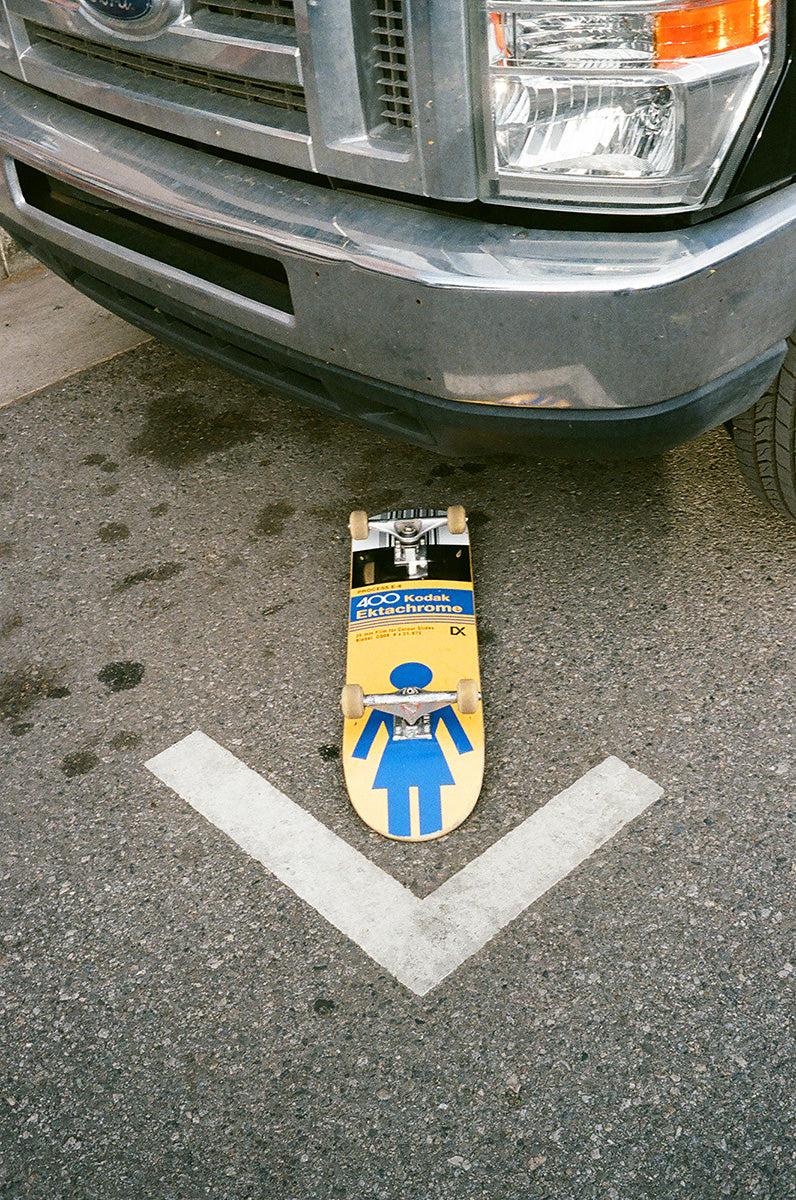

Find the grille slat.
[
  {"left": 371, "top": 0, "right": 412, "bottom": 129},
  {"left": 192, "top": 0, "right": 295, "bottom": 28},
  {"left": 28, "top": 23, "right": 306, "bottom": 113}
]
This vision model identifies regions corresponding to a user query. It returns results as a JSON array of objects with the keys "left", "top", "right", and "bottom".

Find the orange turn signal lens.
[
  {"left": 490, "top": 11, "right": 507, "bottom": 58},
  {"left": 655, "top": 0, "right": 770, "bottom": 59}
]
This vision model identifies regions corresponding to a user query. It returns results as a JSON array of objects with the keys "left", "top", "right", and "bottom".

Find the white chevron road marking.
[{"left": 146, "top": 732, "right": 663, "bottom": 995}]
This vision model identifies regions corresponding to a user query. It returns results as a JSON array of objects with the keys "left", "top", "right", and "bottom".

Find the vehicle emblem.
[
  {"left": 80, "top": 0, "right": 180, "bottom": 35},
  {"left": 83, "top": 0, "right": 154, "bottom": 19}
]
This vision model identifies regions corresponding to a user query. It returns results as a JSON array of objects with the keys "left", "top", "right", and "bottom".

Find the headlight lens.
[{"left": 483, "top": 0, "right": 777, "bottom": 210}]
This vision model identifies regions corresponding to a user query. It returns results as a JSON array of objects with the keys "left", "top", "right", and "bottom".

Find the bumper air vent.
[{"left": 15, "top": 160, "right": 294, "bottom": 314}]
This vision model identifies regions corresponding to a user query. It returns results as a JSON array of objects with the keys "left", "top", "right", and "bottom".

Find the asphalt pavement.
[{"left": 1, "top": 323, "right": 795, "bottom": 1198}]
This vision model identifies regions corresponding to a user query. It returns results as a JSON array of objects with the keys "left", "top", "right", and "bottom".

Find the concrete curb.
[
  {"left": 0, "top": 228, "right": 38, "bottom": 278},
  {"left": 0, "top": 256, "right": 151, "bottom": 407}
]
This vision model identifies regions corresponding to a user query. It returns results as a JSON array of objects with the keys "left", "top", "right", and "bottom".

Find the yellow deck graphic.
[{"left": 342, "top": 514, "right": 484, "bottom": 841}]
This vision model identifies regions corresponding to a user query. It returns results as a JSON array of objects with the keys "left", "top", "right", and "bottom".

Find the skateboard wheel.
[
  {"left": 341, "top": 683, "right": 365, "bottom": 720},
  {"left": 348, "top": 510, "right": 369, "bottom": 541},
  {"left": 447, "top": 505, "right": 467, "bottom": 535},
  {"left": 456, "top": 678, "right": 479, "bottom": 715}
]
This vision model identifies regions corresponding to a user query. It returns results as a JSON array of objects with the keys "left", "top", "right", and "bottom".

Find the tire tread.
[{"left": 732, "top": 336, "right": 796, "bottom": 520}]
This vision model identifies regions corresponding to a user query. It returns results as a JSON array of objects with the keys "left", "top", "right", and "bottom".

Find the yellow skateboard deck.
[{"left": 341, "top": 507, "right": 484, "bottom": 841}]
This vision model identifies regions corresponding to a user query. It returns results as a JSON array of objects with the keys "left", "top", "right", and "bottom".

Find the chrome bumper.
[{"left": 0, "top": 76, "right": 794, "bottom": 445}]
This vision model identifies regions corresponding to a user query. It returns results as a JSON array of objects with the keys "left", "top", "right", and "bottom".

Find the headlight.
[{"left": 481, "top": 0, "right": 780, "bottom": 210}]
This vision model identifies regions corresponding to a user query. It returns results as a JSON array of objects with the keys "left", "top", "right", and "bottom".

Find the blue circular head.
[{"left": 390, "top": 662, "right": 433, "bottom": 689}]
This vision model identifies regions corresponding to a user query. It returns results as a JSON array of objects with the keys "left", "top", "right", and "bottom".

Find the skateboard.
[{"left": 341, "top": 506, "right": 484, "bottom": 841}]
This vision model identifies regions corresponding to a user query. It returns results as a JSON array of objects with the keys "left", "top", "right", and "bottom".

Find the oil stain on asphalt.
[
  {"left": 60, "top": 750, "right": 99, "bottom": 777},
  {"left": 253, "top": 501, "right": 295, "bottom": 537},
  {"left": 128, "top": 396, "right": 267, "bottom": 468},
  {"left": 98, "top": 523, "right": 130, "bottom": 544},
  {"left": 1, "top": 664, "right": 70, "bottom": 734},
  {"left": 112, "top": 564, "right": 184, "bottom": 593},
  {"left": 97, "top": 662, "right": 144, "bottom": 692}
]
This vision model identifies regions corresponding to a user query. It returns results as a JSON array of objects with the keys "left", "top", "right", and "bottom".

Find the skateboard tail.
[{"left": 343, "top": 700, "right": 484, "bottom": 841}]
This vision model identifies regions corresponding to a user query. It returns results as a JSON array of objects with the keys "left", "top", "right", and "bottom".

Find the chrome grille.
[
  {"left": 372, "top": 0, "right": 412, "bottom": 129},
  {"left": 6, "top": 0, "right": 436, "bottom": 200},
  {"left": 191, "top": 0, "right": 295, "bottom": 27},
  {"left": 27, "top": 23, "right": 307, "bottom": 113}
]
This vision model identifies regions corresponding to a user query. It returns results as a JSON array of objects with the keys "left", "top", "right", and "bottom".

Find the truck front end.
[{"left": 0, "top": 0, "right": 794, "bottom": 456}]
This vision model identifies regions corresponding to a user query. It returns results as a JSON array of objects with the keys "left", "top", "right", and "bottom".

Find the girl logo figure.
[{"left": 352, "top": 662, "right": 473, "bottom": 837}]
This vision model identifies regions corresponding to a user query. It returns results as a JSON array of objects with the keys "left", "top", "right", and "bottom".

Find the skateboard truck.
[
  {"left": 341, "top": 678, "right": 479, "bottom": 741},
  {"left": 370, "top": 516, "right": 448, "bottom": 580},
  {"left": 349, "top": 508, "right": 467, "bottom": 580},
  {"left": 364, "top": 687, "right": 458, "bottom": 740}
]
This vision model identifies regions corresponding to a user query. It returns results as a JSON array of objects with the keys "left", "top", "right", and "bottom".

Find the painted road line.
[{"left": 146, "top": 732, "right": 663, "bottom": 995}]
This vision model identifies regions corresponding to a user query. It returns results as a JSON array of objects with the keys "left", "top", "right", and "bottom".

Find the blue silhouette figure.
[{"left": 353, "top": 662, "right": 473, "bottom": 836}]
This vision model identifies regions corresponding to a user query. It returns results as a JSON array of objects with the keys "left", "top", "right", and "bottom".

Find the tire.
[
  {"left": 348, "top": 510, "right": 369, "bottom": 541},
  {"left": 732, "top": 336, "right": 796, "bottom": 520},
  {"left": 341, "top": 683, "right": 365, "bottom": 720},
  {"left": 447, "top": 504, "right": 467, "bottom": 535},
  {"left": 456, "top": 678, "right": 479, "bottom": 715}
]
